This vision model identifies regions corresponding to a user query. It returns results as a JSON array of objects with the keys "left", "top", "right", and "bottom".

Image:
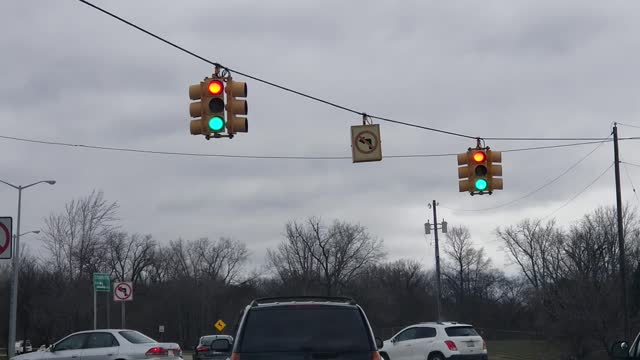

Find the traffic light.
[
  {"left": 470, "top": 149, "right": 489, "bottom": 192},
  {"left": 457, "top": 151, "right": 472, "bottom": 193},
  {"left": 226, "top": 79, "right": 248, "bottom": 134},
  {"left": 189, "top": 77, "right": 226, "bottom": 137},
  {"left": 487, "top": 150, "right": 503, "bottom": 192},
  {"left": 457, "top": 148, "right": 503, "bottom": 195}
]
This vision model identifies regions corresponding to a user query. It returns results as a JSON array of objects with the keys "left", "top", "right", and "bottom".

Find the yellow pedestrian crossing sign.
[{"left": 215, "top": 319, "right": 226, "bottom": 332}]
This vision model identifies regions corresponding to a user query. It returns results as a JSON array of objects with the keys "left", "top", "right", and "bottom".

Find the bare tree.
[
  {"left": 165, "top": 237, "right": 249, "bottom": 284},
  {"left": 443, "top": 225, "right": 473, "bottom": 303},
  {"left": 495, "top": 218, "right": 561, "bottom": 290},
  {"left": 442, "top": 225, "right": 498, "bottom": 321},
  {"left": 105, "top": 232, "right": 157, "bottom": 283},
  {"left": 268, "top": 217, "right": 385, "bottom": 296},
  {"left": 41, "top": 190, "right": 119, "bottom": 280}
]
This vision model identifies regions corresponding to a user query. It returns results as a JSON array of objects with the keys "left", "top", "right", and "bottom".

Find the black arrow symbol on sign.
[
  {"left": 118, "top": 286, "right": 128, "bottom": 297},
  {"left": 358, "top": 136, "right": 373, "bottom": 150}
]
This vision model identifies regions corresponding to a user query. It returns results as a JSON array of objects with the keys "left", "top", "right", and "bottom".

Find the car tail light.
[
  {"left": 230, "top": 353, "right": 240, "bottom": 360},
  {"left": 371, "top": 352, "right": 381, "bottom": 360},
  {"left": 444, "top": 340, "right": 458, "bottom": 351},
  {"left": 146, "top": 347, "right": 169, "bottom": 356},
  {"left": 196, "top": 346, "right": 209, "bottom": 352},
  {"left": 482, "top": 340, "right": 487, "bottom": 351}
]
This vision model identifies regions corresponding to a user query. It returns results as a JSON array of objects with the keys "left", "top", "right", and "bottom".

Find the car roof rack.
[{"left": 250, "top": 296, "right": 357, "bottom": 306}]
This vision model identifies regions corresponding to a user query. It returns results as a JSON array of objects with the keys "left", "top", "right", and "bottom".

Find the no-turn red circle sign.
[
  {"left": 0, "top": 217, "right": 13, "bottom": 260},
  {"left": 114, "top": 282, "right": 133, "bottom": 301}
]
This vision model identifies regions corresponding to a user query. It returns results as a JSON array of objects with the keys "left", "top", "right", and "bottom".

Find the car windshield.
[
  {"left": 444, "top": 326, "right": 479, "bottom": 337},
  {"left": 239, "top": 306, "right": 372, "bottom": 353},
  {"left": 202, "top": 336, "right": 231, "bottom": 346},
  {"left": 119, "top": 331, "right": 156, "bottom": 344}
]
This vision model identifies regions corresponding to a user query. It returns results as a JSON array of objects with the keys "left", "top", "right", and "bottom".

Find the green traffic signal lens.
[
  {"left": 208, "top": 116, "right": 225, "bottom": 132},
  {"left": 475, "top": 178, "right": 488, "bottom": 191}
]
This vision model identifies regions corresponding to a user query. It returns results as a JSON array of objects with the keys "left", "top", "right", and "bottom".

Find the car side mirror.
[
  {"left": 611, "top": 341, "right": 630, "bottom": 359},
  {"left": 211, "top": 339, "right": 231, "bottom": 352},
  {"left": 375, "top": 337, "right": 384, "bottom": 349}
]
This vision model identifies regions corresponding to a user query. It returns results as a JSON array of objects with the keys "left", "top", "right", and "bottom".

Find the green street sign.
[{"left": 93, "top": 273, "right": 111, "bottom": 292}]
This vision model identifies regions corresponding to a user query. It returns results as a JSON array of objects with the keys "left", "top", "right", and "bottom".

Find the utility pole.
[
  {"left": 425, "top": 201, "right": 447, "bottom": 322},
  {"left": 107, "top": 291, "right": 110, "bottom": 329},
  {"left": 613, "top": 123, "right": 628, "bottom": 340}
]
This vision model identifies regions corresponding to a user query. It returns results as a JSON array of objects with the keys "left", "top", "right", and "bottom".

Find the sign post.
[
  {"left": 114, "top": 281, "right": 133, "bottom": 328},
  {"left": 93, "top": 273, "right": 111, "bottom": 329}
]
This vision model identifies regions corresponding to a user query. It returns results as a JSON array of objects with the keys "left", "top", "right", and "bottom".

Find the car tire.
[
  {"left": 380, "top": 353, "right": 390, "bottom": 360},
  {"left": 428, "top": 353, "right": 444, "bottom": 360}
]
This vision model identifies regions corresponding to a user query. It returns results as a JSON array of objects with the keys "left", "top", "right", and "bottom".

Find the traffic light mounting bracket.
[{"left": 205, "top": 133, "right": 234, "bottom": 140}]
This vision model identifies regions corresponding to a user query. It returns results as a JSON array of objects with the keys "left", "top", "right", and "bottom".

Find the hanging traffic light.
[
  {"left": 226, "top": 78, "right": 248, "bottom": 135},
  {"left": 458, "top": 147, "right": 503, "bottom": 195},
  {"left": 470, "top": 150, "right": 489, "bottom": 192},
  {"left": 189, "top": 77, "right": 226, "bottom": 137}
]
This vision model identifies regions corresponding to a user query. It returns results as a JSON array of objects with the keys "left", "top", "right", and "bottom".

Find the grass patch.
[{"left": 487, "top": 340, "right": 570, "bottom": 360}]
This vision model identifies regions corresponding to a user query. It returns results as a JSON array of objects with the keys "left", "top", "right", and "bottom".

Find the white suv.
[{"left": 380, "top": 322, "right": 487, "bottom": 360}]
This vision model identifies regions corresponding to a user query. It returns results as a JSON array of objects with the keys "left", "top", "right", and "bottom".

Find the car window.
[
  {"left": 239, "top": 306, "right": 372, "bottom": 352},
  {"left": 119, "top": 331, "right": 156, "bottom": 344},
  {"left": 415, "top": 327, "right": 436, "bottom": 339},
  {"left": 202, "top": 336, "right": 233, "bottom": 346},
  {"left": 86, "top": 333, "right": 119, "bottom": 348},
  {"left": 55, "top": 334, "right": 88, "bottom": 351},
  {"left": 395, "top": 328, "right": 418, "bottom": 342},
  {"left": 444, "top": 326, "right": 479, "bottom": 337}
]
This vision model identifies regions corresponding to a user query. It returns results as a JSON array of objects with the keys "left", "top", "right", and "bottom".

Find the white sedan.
[{"left": 11, "top": 329, "right": 182, "bottom": 360}]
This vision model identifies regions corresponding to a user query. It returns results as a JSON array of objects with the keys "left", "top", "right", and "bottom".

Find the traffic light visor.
[
  {"left": 208, "top": 80, "right": 224, "bottom": 95},
  {"left": 473, "top": 151, "right": 486, "bottom": 163}
]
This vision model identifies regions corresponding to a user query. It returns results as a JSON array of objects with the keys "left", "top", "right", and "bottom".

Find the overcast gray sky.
[{"left": 1, "top": 0, "right": 639, "bottom": 272}]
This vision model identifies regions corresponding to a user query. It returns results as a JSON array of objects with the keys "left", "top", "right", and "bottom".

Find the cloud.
[{"left": 1, "top": 0, "right": 639, "bottom": 273}]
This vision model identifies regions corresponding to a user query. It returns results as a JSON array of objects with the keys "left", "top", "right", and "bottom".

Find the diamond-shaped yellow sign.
[{"left": 215, "top": 319, "right": 226, "bottom": 332}]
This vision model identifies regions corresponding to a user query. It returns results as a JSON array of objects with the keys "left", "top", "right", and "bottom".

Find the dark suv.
[{"left": 216, "top": 296, "right": 383, "bottom": 360}]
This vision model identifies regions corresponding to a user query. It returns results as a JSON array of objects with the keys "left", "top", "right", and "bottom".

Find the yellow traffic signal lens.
[
  {"left": 208, "top": 98, "right": 225, "bottom": 112},
  {"left": 208, "top": 80, "right": 224, "bottom": 95},
  {"left": 473, "top": 151, "right": 486, "bottom": 163}
]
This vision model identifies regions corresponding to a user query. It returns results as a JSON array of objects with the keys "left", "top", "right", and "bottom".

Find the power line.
[
  {"left": 441, "top": 137, "right": 611, "bottom": 212},
  {"left": 75, "top": 0, "right": 617, "bottom": 143},
  {"left": 76, "top": 0, "right": 475, "bottom": 140},
  {"left": 618, "top": 123, "right": 640, "bottom": 130},
  {"left": 542, "top": 162, "right": 613, "bottom": 219},
  {"left": 501, "top": 139, "right": 615, "bottom": 153},
  {"left": 484, "top": 136, "right": 610, "bottom": 141},
  {"left": 0, "top": 134, "right": 634, "bottom": 161},
  {"left": 622, "top": 161, "right": 640, "bottom": 168},
  {"left": 622, "top": 162, "right": 640, "bottom": 205}
]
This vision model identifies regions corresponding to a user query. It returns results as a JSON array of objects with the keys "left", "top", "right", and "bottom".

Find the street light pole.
[{"left": 3, "top": 179, "right": 55, "bottom": 359}]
